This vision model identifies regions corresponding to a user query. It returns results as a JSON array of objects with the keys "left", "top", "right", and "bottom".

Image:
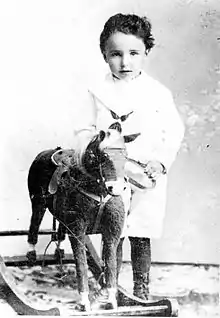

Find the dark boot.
[{"left": 129, "top": 236, "right": 151, "bottom": 300}]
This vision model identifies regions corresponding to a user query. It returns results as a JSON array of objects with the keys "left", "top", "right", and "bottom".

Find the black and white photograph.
[{"left": 0, "top": 0, "right": 219, "bottom": 316}]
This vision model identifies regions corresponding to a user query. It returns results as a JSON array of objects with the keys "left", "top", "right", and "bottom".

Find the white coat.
[{"left": 74, "top": 71, "right": 185, "bottom": 239}]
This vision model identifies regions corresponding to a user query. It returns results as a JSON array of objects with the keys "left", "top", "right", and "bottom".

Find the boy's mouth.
[{"left": 119, "top": 70, "right": 133, "bottom": 76}]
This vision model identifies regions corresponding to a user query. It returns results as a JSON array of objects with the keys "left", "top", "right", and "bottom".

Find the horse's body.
[{"left": 27, "top": 130, "right": 130, "bottom": 311}]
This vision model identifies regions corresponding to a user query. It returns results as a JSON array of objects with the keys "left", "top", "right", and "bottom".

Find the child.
[{"left": 74, "top": 13, "right": 185, "bottom": 301}]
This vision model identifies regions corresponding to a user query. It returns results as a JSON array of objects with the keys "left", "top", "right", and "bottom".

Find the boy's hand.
[{"left": 144, "top": 160, "right": 166, "bottom": 180}]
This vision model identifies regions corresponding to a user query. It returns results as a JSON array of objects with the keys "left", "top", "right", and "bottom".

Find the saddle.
[{"left": 48, "top": 148, "right": 76, "bottom": 194}]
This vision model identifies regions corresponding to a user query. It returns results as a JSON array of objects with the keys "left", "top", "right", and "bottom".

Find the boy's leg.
[{"left": 129, "top": 236, "right": 151, "bottom": 300}]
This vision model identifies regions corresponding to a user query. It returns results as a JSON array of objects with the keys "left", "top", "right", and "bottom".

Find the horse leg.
[
  {"left": 68, "top": 226, "right": 90, "bottom": 311},
  {"left": 101, "top": 238, "right": 118, "bottom": 309},
  {"left": 26, "top": 197, "right": 46, "bottom": 263},
  {"left": 116, "top": 237, "right": 124, "bottom": 283}
]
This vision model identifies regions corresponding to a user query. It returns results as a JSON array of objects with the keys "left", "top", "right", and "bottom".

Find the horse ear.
[
  {"left": 123, "top": 133, "right": 141, "bottom": 143},
  {"left": 98, "top": 130, "right": 106, "bottom": 142}
]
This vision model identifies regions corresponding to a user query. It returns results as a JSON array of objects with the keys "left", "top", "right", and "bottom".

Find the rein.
[
  {"left": 128, "top": 176, "right": 155, "bottom": 190},
  {"left": 125, "top": 157, "right": 157, "bottom": 190}
]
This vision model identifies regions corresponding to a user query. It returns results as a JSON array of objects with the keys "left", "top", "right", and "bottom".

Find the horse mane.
[{"left": 73, "top": 130, "right": 98, "bottom": 167}]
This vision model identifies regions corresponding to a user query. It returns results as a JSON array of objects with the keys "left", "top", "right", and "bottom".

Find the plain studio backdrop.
[{"left": 0, "top": 0, "right": 219, "bottom": 264}]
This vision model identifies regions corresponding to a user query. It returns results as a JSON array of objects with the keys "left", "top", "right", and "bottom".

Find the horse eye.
[{"left": 89, "top": 157, "right": 96, "bottom": 164}]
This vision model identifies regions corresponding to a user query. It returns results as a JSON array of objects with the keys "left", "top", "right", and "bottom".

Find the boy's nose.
[{"left": 121, "top": 54, "right": 130, "bottom": 68}]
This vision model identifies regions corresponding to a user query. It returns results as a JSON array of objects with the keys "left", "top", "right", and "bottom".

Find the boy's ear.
[{"left": 103, "top": 52, "right": 108, "bottom": 62}]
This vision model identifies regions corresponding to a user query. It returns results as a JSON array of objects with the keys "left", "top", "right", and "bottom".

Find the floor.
[{"left": 0, "top": 262, "right": 219, "bottom": 317}]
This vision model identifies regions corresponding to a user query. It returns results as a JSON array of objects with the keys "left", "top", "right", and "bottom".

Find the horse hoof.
[
  {"left": 92, "top": 300, "right": 117, "bottom": 311},
  {"left": 91, "top": 289, "right": 117, "bottom": 311},
  {"left": 54, "top": 248, "right": 65, "bottom": 262},
  {"left": 26, "top": 250, "right": 37, "bottom": 265},
  {"left": 74, "top": 303, "right": 91, "bottom": 312},
  {"left": 103, "top": 301, "right": 117, "bottom": 310}
]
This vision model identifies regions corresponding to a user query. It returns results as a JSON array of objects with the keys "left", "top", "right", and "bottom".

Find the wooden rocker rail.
[
  {"left": 0, "top": 254, "right": 60, "bottom": 316},
  {"left": 0, "top": 235, "right": 178, "bottom": 316}
]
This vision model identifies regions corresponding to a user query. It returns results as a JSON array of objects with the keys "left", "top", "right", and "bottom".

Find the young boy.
[{"left": 75, "top": 13, "right": 185, "bottom": 301}]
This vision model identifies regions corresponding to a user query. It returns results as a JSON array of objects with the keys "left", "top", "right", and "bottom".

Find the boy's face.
[{"left": 104, "top": 32, "right": 146, "bottom": 81}]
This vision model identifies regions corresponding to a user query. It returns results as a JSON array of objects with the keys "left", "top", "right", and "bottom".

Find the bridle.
[
  {"left": 125, "top": 157, "right": 156, "bottom": 190},
  {"left": 71, "top": 146, "right": 126, "bottom": 234}
]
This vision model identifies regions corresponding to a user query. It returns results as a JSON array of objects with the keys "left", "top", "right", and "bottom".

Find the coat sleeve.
[{"left": 152, "top": 89, "right": 185, "bottom": 171}]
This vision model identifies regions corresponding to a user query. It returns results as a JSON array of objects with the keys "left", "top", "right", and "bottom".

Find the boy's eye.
[
  {"left": 130, "top": 51, "right": 139, "bottom": 56},
  {"left": 111, "top": 51, "right": 121, "bottom": 57}
]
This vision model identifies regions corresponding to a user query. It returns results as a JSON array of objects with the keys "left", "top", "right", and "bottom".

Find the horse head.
[
  {"left": 79, "top": 130, "right": 124, "bottom": 196},
  {"left": 81, "top": 127, "right": 140, "bottom": 196}
]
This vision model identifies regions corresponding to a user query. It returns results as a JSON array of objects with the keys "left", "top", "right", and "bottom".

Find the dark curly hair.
[{"left": 100, "top": 13, "right": 155, "bottom": 59}]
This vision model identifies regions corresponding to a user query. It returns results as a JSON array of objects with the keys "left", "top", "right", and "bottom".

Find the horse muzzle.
[{"left": 105, "top": 179, "right": 126, "bottom": 196}]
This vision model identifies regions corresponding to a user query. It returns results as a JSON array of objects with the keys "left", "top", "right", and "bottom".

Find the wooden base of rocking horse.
[
  {"left": 0, "top": 255, "right": 60, "bottom": 316},
  {"left": 85, "top": 236, "right": 179, "bottom": 317},
  {"left": 0, "top": 237, "right": 178, "bottom": 316}
]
